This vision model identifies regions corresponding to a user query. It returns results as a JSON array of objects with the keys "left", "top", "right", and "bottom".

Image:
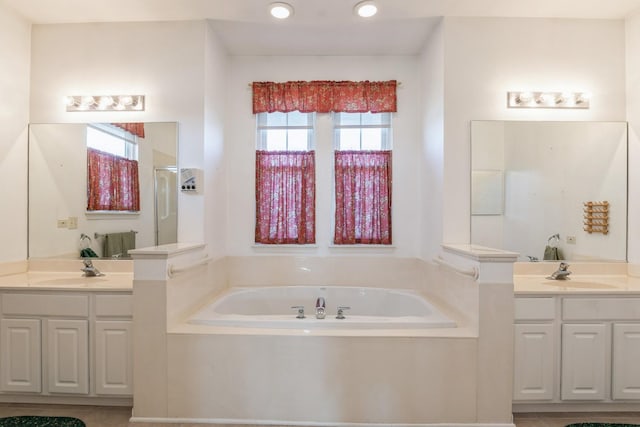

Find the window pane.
[
  {"left": 287, "top": 130, "right": 309, "bottom": 151},
  {"left": 265, "top": 112, "right": 287, "bottom": 127},
  {"left": 361, "top": 112, "right": 390, "bottom": 126},
  {"left": 287, "top": 111, "right": 311, "bottom": 127},
  {"left": 337, "top": 113, "right": 360, "bottom": 126},
  {"left": 87, "top": 127, "right": 126, "bottom": 157},
  {"left": 266, "top": 130, "right": 287, "bottom": 151},
  {"left": 339, "top": 129, "right": 361, "bottom": 150},
  {"left": 361, "top": 128, "right": 382, "bottom": 150}
]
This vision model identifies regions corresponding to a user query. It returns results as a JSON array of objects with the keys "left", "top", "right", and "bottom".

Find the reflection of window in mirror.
[{"left": 86, "top": 123, "right": 141, "bottom": 212}]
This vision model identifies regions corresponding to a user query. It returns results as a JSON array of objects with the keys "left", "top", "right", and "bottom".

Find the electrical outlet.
[
  {"left": 57, "top": 219, "right": 68, "bottom": 228},
  {"left": 566, "top": 236, "right": 576, "bottom": 244},
  {"left": 68, "top": 216, "right": 78, "bottom": 229}
]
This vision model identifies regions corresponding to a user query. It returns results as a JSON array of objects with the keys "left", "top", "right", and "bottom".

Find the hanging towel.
[
  {"left": 80, "top": 248, "right": 98, "bottom": 258},
  {"left": 543, "top": 245, "right": 562, "bottom": 261},
  {"left": 103, "top": 232, "right": 136, "bottom": 258},
  {"left": 120, "top": 231, "right": 136, "bottom": 257}
]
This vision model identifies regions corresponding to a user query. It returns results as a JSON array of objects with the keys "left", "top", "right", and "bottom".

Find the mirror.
[
  {"left": 28, "top": 122, "right": 178, "bottom": 259},
  {"left": 471, "top": 121, "right": 627, "bottom": 262}
]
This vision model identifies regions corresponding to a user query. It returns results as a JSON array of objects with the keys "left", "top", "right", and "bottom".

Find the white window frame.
[
  {"left": 256, "top": 112, "right": 315, "bottom": 151},
  {"left": 87, "top": 123, "right": 138, "bottom": 160},
  {"left": 333, "top": 112, "right": 392, "bottom": 151}
]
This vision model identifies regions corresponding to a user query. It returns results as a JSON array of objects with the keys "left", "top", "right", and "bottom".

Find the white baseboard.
[{"left": 130, "top": 417, "right": 515, "bottom": 427}]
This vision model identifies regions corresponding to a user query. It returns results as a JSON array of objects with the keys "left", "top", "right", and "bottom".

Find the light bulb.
[
  {"left": 269, "top": 2, "right": 293, "bottom": 19},
  {"left": 80, "top": 96, "right": 95, "bottom": 107},
  {"left": 355, "top": 1, "right": 378, "bottom": 18},
  {"left": 98, "top": 96, "right": 114, "bottom": 109}
]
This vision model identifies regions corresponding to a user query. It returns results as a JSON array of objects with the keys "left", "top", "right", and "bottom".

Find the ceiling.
[{"left": 5, "top": 0, "right": 640, "bottom": 55}]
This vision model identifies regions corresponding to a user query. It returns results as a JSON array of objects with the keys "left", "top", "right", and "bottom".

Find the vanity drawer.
[
  {"left": 515, "top": 297, "right": 555, "bottom": 321},
  {"left": 2, "top": 293, "right": 89, "bottom": 317},
  {"left": 563, "top": 298, "right": 640, "bottom": 321},
  {"left": 95, "top": 294, "right": 133, "bottom": 317}
]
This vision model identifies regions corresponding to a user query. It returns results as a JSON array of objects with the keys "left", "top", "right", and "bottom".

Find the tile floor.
[{"left": 0, "top": 404, "right": 639, "bottom": 427}]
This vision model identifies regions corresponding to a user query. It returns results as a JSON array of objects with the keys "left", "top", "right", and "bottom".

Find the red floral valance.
[
  {"left": 112, "top": 123, "right": 145, "bottom": 138},
  {"left": 252, "top": 80, "right": 397, "bottom": 114}
]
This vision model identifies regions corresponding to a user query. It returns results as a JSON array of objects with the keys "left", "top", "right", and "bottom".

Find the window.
[
  {"left": 334, "top": 112, "right": 391, "bottom": 150},
  {"left": 255, "top": 112, "right": 316, "bottom": 244},
  {"left": 257, "top": 111, "right": 314, "bottom": 151},
  {"left": 87, "top": 124, "right": 138, "bottom": 160},
  {"left": 333, "top": 112, "right": 392, "bottom": 245},
  {"left": 86, "top": 124, "right": 140, "bottom": 212}
]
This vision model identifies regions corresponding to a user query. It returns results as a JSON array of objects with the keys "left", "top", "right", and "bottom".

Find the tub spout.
[{"left": 315, "top": 297, "right": 326, "bottom": 319}]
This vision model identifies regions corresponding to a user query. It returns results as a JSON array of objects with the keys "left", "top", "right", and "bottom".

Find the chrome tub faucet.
[{"left": 315, "top": 297, "right": 326, "bottom": 319}]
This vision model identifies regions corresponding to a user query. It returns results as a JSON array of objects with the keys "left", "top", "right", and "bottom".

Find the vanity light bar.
[
  {"left": 507, "top": 91, "right": 590, "bottom": 109},
  {"left": 65, "top": 95, "right": 145, "bottom": 112}
]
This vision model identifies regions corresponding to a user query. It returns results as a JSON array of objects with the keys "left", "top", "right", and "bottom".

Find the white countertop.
[
  {"left": 514, "top": 274, "right": 640, "bottom": 295},
  {"left": 0, "top": 271, "right": 133, "bottom": 291}
]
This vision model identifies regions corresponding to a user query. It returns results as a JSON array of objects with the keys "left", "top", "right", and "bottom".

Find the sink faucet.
[
  {"left": 81, "top": 259, "right": 104, "bottom": 277},
  {"left": 547, "top": 262, "right": 571, "bottom": 280},
  {"left": 315, "top": 297, "right": 326, "bottom": 319}
]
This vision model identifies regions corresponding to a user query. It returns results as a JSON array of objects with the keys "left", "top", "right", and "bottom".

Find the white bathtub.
[{"left": 188, "top": 286, "right": 456, "bottom": 329}]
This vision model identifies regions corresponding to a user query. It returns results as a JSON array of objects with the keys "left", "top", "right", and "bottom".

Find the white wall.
[
  {"left": 203, "top": 22, "right": 229, "bottom": 259},
  {"left": 627, "top": 11, "right": 640, "bottom": 263},
  {"left": 0, "top": 4, "right": 30, "bottom": 262},
  {"left": 11, "top": 15, "right": 636, "bottom": 263},
  {"left": 29, "top": 21, "right": 212, "bottom": 248},
  {"left": 441, "top": 17, "right": 627, "bottom": 253},
  {"left": 419, "top": 19, "right": 445, "bottom": 260},
  {"left": 225, "top": 55, "right": 422, "bottom": 257}
]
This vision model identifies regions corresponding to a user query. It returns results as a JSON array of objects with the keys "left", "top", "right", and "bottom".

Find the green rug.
[
  {"left": 567, "top": 424, "right": 640, "bottom": 427},
  {"left": 0, "top": 417, "right": 85, "bottom": 427}
]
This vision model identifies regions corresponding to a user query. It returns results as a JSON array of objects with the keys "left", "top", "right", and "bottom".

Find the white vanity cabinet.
[
  {"left": 513, "top": 297, "right": 556, "bottom": 401},
  {"left": 560, "top": 323, "right": 607, "bottom": 400},
  {"left": 94, "top": 295, "right": 133, "bottom": 396},
  {"left": 0, "top": 289, "right": 132, "bottom": 404},
  {"left": 514, "top": 295, "right": 640, "bottom": 409},
  {"left": 612, "top": 323, "right": 640, "bottom": 400},
  {"left": 0, "top": 318, "right": 41, "bottom": 393}
]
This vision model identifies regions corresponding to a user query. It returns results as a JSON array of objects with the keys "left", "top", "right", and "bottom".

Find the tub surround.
[{"left": 131, "top": 243, "right": 517, "bottom": 426}]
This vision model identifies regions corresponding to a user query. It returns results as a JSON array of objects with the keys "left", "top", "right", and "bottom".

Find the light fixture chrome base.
[
  {"left": 65, "top": 95, "right": 145, "bottom": 112},
  {"left": 507, "top": 91, "right": 590, "bottom": 109}
]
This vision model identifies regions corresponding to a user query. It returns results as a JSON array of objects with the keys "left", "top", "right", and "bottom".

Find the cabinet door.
[
  {"left": 0, "top": 319, "right": 42, "bottom": 393},
  {"left": 513, "top": 323, "right": 555, "bottom": 400},
  {"left": 95, "top": 321, "right": 133, "bottom": 395},
  {"left": 561, "top": 323, "right": 607, "bottom": 400},
  {"left": 47, "top": 319, "right": 89, "bottom": 394},
  {"left": 612, "top": 323, "right": 640, "bottom": 400}
]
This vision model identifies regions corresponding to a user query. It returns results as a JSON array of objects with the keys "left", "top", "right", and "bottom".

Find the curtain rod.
[{"left": 247, "top": 81, "right": 402, "bottom": 88}]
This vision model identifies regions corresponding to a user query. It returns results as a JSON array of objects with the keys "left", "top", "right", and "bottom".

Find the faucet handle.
[
  {"left": 336, "top": 306, "right": 351, "bottom": 319},
  {"left": 291, "top": 305, "right": 305, "bottom": 319}
]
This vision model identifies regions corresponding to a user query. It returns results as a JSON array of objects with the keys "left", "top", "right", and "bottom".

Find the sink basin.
[{"left": 542, "top": 280, "right": 619, "bottom": 289}]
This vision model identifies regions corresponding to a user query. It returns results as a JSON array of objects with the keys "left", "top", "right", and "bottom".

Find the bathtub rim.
[{"left": 178, "top": 285, "right": 476, "bottom": 338}]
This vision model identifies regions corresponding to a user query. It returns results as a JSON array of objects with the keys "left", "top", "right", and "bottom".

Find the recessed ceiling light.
[
  {"left": 269, "top": 2, "right": 294, "bottom": 19},
  {"left": 354, "top": 1, "right": 378, "bottom": 18}
]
